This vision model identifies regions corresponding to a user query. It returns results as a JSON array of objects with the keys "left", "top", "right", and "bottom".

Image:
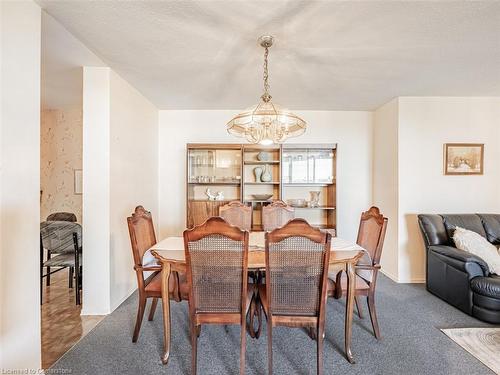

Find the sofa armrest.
[{"left": 429, "top": 245, "right": 489, "bottom": 276}]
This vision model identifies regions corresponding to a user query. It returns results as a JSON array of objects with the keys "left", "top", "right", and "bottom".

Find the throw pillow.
[{"left": 453, "top": 226, "right": 500, "bottom": 275}]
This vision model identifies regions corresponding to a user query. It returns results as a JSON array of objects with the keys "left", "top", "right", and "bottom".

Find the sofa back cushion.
[
  {"left": 442, "top": 214, "right": 486, "bottom": 244},
  {"left": 478, "top": 214, "right": 500, "bottom": 245},
  {"left": 418, "top": 214, "right": 449, "bottom": 246}
]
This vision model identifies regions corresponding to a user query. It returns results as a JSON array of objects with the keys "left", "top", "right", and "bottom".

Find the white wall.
[
  {"left": 373, "top": 99, "right": 399, "bottom": 281},
  {"left": 0, "top": 1, "right": 41, "bottom": 369},
  {"left": 109, "top": 70, "right": 158, "bottom": 311},
  {"left": 398, "top": 97, "right": 500, "bottom": 282},
  {"left": 158, "top": 110, "right": 373, "bottom": 242},
  {"left": 82, "top": 67, "right": 158, "bottom": 314},
  {"left": 82, "top": 67, "right": 111, "bottom": 314}
]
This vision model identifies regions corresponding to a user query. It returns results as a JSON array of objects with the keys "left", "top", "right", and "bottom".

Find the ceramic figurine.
[
  {"left": 309, "top": 191, "right": 320, "bottom": 207},
  {"left": 253, "top": 166, "right": 263, "bottom": 182},
  {"left": 257, "top": 151, "right": 271, "bottom": 161},
  {"left": 261, "top": 164, "right": 272, "bottom": 182},
  {"left": 206, "top": 188, "right": 224, "bottom": 201}
]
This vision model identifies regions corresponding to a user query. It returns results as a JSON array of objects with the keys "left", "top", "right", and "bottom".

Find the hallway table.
[{"left": 149, "top": 231, "right": 365, "bottom": 365}]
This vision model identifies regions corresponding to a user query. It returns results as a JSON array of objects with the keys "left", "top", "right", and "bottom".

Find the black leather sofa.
[{"left": 418, "top": 214, "right": 500, "bottom": 324}]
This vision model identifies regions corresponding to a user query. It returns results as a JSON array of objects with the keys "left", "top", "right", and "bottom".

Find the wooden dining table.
[{"left": 149, "top": 231, "right": 365, "bottom": 365}]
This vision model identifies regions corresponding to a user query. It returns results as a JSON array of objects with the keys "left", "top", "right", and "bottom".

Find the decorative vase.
[
  {"left": 257, "top": 151, "right": 271, "bottom": 161},
  {"left": 261, "top": 164, "right": 272, "bottom": 182},
  {"left": 309, "top": 191, "right": 320, "bottom": 207},
  {"left": 253, "top": 167, "right": 263, "bottom": 182}
]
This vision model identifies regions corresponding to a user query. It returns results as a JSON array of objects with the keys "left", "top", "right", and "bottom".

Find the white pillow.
[{"left": 453, "top": 227, "right": 500, "bottom": 275}]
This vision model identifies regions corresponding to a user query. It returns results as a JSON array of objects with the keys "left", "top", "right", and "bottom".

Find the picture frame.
[
  {"left": 74, "top": 169, "right": 83, "bottom": 194},
  {"left": 444, "top": 143, "right": 484, "bottom": 175}
]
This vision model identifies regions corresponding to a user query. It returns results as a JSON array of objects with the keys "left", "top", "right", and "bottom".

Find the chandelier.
[{"left": 226, "top": 35, "right": 306, "bottom": 145}]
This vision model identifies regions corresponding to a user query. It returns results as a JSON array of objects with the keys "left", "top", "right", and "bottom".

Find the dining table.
[{"left": 149, "top": 231, "right": 365, "bottom": 366}]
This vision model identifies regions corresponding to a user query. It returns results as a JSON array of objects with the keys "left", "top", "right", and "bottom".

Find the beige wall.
[
  {"left": 373, "top": 99, "right": 399, "bottom": 281},
  {"left": 40, "top": 106, "right": 83, "bottom": 222},
  {"left": 0, "top": 1, "right": 41, "bottom": 369},
  {"left": 374, "top": 97, "right": 500, "bottom": 282},
  {"left": 158, "top": 110, "right": 373, "bottom": 242}
]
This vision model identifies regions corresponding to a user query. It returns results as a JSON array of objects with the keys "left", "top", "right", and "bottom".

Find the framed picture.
[
  {"left": 74, "top": 169, "right": 83, "bottom": 194},
  {"left": 444, "top": 143, "right": 484, "bottom": 175}
]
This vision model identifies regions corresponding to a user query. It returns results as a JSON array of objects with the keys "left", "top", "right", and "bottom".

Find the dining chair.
[
  {"left": 329, "top": 206, "right": 388, "bottom": 339},
  {"left": 259, "top": 218, "right": 331, "bottom": 375},
  {"left": 40, "top": 221, "right": 82, "bottom": 305},
  {"left": 184, "top": 216, "right": 251, "bottom": 375},
  {"left": 262, "top": 200, "right": 295, "bottom": 232},
  {"left": 44, "top": 212, "right": 77, "bottom": 287},
  {"left": 219, "top": 201, "right": 252, "bottom": 231},
  {"left": 127, "top": 206, "right": 188, "bottom": 343}
]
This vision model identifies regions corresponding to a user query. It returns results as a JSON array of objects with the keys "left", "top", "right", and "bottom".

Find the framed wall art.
[{"left": 444, "top": 143, "right": 484, "bottom": 175}]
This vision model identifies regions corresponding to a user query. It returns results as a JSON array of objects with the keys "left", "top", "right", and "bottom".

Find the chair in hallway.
[
  {"left": 127, "top": 206, "right": 188, "bottom": 343},
  {"left": 262, "top": 200, "right": 294, "bottom": 232},
  {"left": 44, "top": 212, "right": 77, "bottom": 287},
  {"left": 184, "top": 217, "right": 251, "bottom": 375},
  {"left": 329, "top": 206, "right": 388, "bottom": 339},
  {"left": 219, "top": 201, "right": 252, "bottom": 231},
  {"left": 40, "top": 221, "right": 82, "bottom": 305},
  {"left": 259, "top": 219, "right": 331, "bottom": 375}
]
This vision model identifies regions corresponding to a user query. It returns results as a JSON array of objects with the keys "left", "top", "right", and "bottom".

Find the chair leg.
[
  {"left": 75, "top": 265, "right": 81, "bottom": 305},
  {"left": 132, "top": 296, "right": 147, "bottom": 342},
  {"left": 317, "top": 323, "right": 324, "bottom": 375},
  {"left": 46, "top": 250, "right": 51, "bottom": 286},
  {"left": 354, "top": 296, "right": 364, "bottom": 319},
  {"left": 240, "top": 320, "right": 246, "bottom": 375},
  {"left": 148, "top": 297, "right": 158, "bottom": 321},
  {"left": 191, "top": 322, "right": 198, "bottom": 375},
  {"left": 267, "top": 319, "right": 273, "bottom": 375},
  {"left": 69, "top": 267, "right": 74, "bottom": 289},
  {"left": 367, "top": 293, "right": 381, "bottom": 339}
]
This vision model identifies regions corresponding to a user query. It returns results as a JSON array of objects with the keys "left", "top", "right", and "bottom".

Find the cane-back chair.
[
  {"left": 259, "top": 219, "right": 332, "bottom": 375},
  {"left": 127, "top": 206, "right": 188, "bottom": 343},
  {"left": 219, "top": 201, "right": 252, "bottom": 231},
  {"left": 329, "top": 206, "right": 388, "bottom": 339},
  {"left": 184, "top": 216, "right": 251, "bottom": 375},
  {"left": 262, "top": 200, "right": 295, "bottom": 232}
]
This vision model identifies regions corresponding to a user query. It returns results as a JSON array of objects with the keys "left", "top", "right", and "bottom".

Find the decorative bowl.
[
  {"left": 287, "top": 198, "right": 307, "bottom": 207},
  {"left": 257, "top": 152, "right": 271, "bottom": 161},
  {"left": 251, "top": 194, "right": 273, "bottom": 201}
]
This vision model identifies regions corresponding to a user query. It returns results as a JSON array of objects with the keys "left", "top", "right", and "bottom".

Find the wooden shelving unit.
[{"left": 186, "top": 143, "right": 336, "bottom": 233}]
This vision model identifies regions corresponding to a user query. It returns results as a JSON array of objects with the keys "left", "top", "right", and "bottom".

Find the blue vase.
[
  {"left": 261, "top": 164, "right": 272, "bottom": 182},
  {"left": 253, "top": 167, "right": 263, "bottom": 182}
]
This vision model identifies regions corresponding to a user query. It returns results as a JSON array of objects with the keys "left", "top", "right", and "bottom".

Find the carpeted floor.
[{"left": 51, "top": 275, "right": 494, "bottom": 374}]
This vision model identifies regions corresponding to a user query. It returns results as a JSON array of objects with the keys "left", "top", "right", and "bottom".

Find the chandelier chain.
[{"left": 262, "top": 46, "right": 271, "bottom": 102}]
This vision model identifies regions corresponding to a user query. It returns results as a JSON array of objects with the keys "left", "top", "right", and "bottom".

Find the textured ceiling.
[{"left": 38, "top": 1, "right": 500, "bottom": 110}]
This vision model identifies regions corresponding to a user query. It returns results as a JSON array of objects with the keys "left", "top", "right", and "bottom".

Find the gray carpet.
[{"left": 51, "top": 275, "right": 494, "bottom": 374}]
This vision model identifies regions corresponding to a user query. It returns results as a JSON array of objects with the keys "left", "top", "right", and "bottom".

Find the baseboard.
[
  {"left": 380, "top": 269, "right": 425, "bottom": 284},
  {"left": 109, "top": 285, "right": 138, "bottom": 312},
  {"left": 80, "top": 286, "right": 137, "bottom": 316}
]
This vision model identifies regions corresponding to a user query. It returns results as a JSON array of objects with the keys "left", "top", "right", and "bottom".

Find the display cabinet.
[{"left": 186, "top": 143, "right": 336, "bottom": 233}]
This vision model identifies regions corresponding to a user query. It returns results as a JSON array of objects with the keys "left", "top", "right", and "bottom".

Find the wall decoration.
[
  {"left": 74, "top": 169, "right": 83, "bottom": 194},
  {"left": 444, "top": 143, "right": 484, "bottom": 175}
]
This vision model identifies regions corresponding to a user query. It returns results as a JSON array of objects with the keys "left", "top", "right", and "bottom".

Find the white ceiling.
[{"left": 38, "top": 0, "right": 500, "bottom": 111}]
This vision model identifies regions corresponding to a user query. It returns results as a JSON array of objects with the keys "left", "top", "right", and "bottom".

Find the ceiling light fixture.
[{"left": 226, "top": 35, "right": 306, "bottom": 145}]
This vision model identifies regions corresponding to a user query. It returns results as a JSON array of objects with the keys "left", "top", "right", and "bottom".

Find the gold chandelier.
[{"left": 227, "top": 35, "right": 306, "bottom": 145}]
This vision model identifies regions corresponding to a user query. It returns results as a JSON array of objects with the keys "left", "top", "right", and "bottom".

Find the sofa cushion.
[
  {"left": 478, "top": 214, "right": 500, "bottom": 245},
  {"left": 453, "top": 227, "right": 500, "bottom": 275},
  {"left": 470, "top": 275, "right": 500, "bottom": 299},
  {"left": 442, "top": 214, "right": 486, "bottom": 243}
]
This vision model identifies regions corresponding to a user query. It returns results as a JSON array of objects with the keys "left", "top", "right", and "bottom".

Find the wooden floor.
[{"left": 41, "top": 269, "right": 104, "bottom": 369}]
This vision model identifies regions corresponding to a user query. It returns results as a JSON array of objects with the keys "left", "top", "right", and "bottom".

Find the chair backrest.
[
  {"left": 184, "top": 217, "right": 249, "bottom": 314},
  {"left": 127, "top": 206, "right": 157, "bottom": 267},
  {"left": 356, "top": 206, "right": 388, "bottom": 265},
  {"left": 265, "top": 218, "right": 331, "bottom": 317},
  {"left": 40, "top": 221, "right": 82, "bottom": 253},
  {"left": 262, "top": 200, "right": 295, "bottom": 232},
  {"left": 46, "top": 212, "right": 77, "bottom": 222},
  {"left": 219, "top": 201, "right": 252, "bottom": 231}
]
